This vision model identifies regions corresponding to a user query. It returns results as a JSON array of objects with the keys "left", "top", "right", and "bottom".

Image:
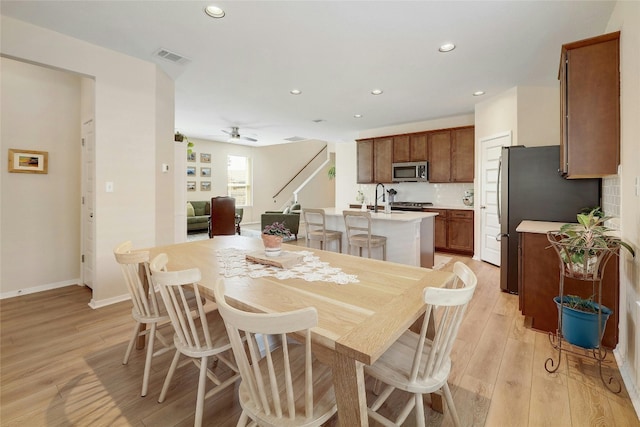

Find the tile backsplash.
[
  {"left": 356, "top": 182, "right": 473, "bottom": 207},
  {"left": 602, "top": 175, "right": 620, "bottom": 217}
]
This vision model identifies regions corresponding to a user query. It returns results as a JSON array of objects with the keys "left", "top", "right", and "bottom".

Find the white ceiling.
[{"left": 1, "top": 1, "right": 616, "bottom": 146}]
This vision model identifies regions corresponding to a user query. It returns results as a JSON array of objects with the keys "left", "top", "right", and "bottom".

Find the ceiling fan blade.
[
  {"left": 221, "top": 129, "right": 232, "bottom": 135},
  {"left": 241, "top": 136, "right": 258, "bottom": 142}
]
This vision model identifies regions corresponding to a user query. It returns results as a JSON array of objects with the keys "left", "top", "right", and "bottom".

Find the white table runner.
[{"left": 216, "top": 248, "right": 359, "bottom": 285}]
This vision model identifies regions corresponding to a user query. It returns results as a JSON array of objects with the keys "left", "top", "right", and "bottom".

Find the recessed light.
[
  {"left": 438, "top": 43, "right": 456, "bottom": 53},
  {"left": 290, "top": 89, "right": 302, "bottom": 95},
  {"left": 371, "top": 89, "right": 383, "bottom": 95},
  {"left": 473, "top": 91, "right": 486, "bottom": 96},
  {"left": 354, "top": 114, "right": 363, "bottom": 118},
  {"left": 204, "top": 5, "right": 225, "bottom": 18}
]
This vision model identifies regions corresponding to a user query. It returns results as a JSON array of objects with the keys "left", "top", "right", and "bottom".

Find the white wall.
[
  {"left": 1, "top": 58, "right": 81, "bottom": 294},
  {"left": 607, "top": 0, "right": 640, "bottom": 412},
  {"left": 1, "top": 16, "right": 175, "bottom": 305}
]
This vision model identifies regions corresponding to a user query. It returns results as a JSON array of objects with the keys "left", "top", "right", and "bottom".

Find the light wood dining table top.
[{"left": 148, "top": 235, "right": 454, "bottom": 426}]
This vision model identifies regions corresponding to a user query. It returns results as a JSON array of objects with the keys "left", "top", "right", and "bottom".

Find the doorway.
[{"left": 479, "top": 132, "right": 511, "bottom": 266}]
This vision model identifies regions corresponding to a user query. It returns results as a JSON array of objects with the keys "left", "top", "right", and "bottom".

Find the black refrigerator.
[{"left": 499, "top": 145, "right": 600, "bottom": 294}]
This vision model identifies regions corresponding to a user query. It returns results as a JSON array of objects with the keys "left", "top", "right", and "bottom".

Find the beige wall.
[
  {"left": 0, "top": 58, "right": 81, "bottom": 294},
  {"left": 607, "top": 0, "right": 640, "bottom": 406},
  {"left": 516, "top": 86, "right": 560, "bottom": 147},
  {"left": 1, "top": 16, "right": 175, "bottom": 305}
]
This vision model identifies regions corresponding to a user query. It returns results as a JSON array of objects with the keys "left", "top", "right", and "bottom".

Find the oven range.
[{"left": 389, "top": 202, "right": 433, "bottom": 211}]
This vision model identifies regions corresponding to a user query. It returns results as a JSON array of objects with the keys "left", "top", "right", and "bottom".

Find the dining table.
[{"left": 147, "top": 235, "right": 455, "bottom": 426}]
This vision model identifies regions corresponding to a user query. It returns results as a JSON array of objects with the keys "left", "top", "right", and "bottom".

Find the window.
[{"left": 227, "top": 155, "right": 251, "bottom": 206}]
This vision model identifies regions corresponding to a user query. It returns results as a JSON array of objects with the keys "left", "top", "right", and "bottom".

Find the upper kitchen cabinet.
[
  {"left": 357, "top": 139, "right": 374, "bottom": 183},
  {"left": 452, "top": 127, "right": 475, "bottom": 182},
  {"left": 374, "top": 137, "right": 393, "bottom": 183},
  {"left": 394, "top": 133, "right": 428, "bottom": 162},
  {"left": 427, "top": 130, "right": 452, "bottom": 182},
  {"left": 560, "top": 31, "right": 620, "bottom": 178},
  {"left": 428, "top": 126, "right": 475, "bottom": 183}
]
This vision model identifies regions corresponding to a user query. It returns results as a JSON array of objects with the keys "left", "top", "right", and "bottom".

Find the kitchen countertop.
[
  {"left": 427, "top": 204, "right": 474, "bottom": 210},
  {"left": 327, "top": 207, "right": 439, "bottom": 221},
  {"left": 516, "top": 220, "right": 566, "bottom": 234}
]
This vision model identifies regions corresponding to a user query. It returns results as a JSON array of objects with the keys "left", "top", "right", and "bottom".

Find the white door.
[
  {"left": 479, "top": 132, "right": 511, "bottom": 266},
  {"left": 81, "top": 119, "right": 95, "bottom": 289}
]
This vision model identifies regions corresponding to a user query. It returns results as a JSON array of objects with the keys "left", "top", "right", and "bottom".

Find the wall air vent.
[
  {"left": 154, "top": 48, "right": 190, "bottom": 65},
  {"left": 284, "top": 136, "right": 308, "bottom": 142}
]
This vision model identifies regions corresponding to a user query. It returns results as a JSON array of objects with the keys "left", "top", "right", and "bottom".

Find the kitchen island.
[{"left": 320, "top": 208, "right": 438, "bottom": 268}]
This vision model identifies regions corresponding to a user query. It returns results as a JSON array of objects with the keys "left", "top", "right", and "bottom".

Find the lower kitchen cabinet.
[
  {"left": 519, "top": 231, "right": 618, "bottom": 348},
  {"left": 425, "top": 208, "right": 474, "bottom": 255}
]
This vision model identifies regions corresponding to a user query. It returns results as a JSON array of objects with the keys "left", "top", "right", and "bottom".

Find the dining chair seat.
[
  {"left": 150, "top": 254, "right": 240, "bottom": 427},
  {"left": 365, "top": 262, "right": 477, "bottom": 427},
  {"left": 343, "top": 210, "right": 387, "bottom": 260},
  {"left": 214, "top": 279, "right": 337, "bottom": 427},
  {"left": 303, "top": 208, "right": 342, "bottom": 253}
]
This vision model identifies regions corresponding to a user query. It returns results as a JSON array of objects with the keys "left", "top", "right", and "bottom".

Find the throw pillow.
[{"left": 186, "top": 202, "right": 195, "bottom": 217}]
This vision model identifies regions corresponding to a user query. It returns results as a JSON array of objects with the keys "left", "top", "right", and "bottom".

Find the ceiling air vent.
[
  {"left": 284, "top": 136, "right": 308, "bottom": 142},
  {"left": 154, "top": 48, "right": 190, "bottom": 65}
]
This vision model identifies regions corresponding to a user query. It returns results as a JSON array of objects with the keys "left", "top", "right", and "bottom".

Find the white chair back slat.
[{"left": 214, "top": 279, "right": 335, "bottom": 426}]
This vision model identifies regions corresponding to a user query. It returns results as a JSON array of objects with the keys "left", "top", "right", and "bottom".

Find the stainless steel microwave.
[{"left": 392, "top": 162, "right": 428, "bottom": 182}]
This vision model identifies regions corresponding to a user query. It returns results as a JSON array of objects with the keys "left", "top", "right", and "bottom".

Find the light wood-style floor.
[{"left": 1, "top": 245, "right": 638, "bottom": 426}]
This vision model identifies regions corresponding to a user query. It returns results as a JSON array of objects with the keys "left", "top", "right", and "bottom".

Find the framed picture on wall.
[
  {"left": 201, "top": 167, "right": 211, "bottom": 177},
  {"left": 201, "top": 181, "right": 211, "bottom": 191},
  {"left": 187, "top": 152, "right": 196, "bottom": 162},
  {"left": 8, "top": 148, "right": 48, "bottom": 174},
  {"left": 187, "top": 166, "right": 196, "bottom": 176},
  {"left": 187, "top": 181, "right": 196, "bottom": 192},
  {"left": 200, "top": 153, "right": 211, "bottom": 163}
]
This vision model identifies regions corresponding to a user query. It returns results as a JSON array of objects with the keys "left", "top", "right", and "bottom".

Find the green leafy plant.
[
  {"left": 262, "top": 222, "right": 291, "bottom": 238},
  {"left": 561, "top": 294, "right": 598, "bottom": 314},
  {"left": 175, "top": 132, "right": 195, "bottom": 154},
  {"left": 558, "top": 208, "right": 635, "bottom": 259},
  {"left": 327, "top": 165, "right": 336, "bottom": 180}
]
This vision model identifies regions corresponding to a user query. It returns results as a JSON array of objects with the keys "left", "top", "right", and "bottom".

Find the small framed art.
[
  {"left": 187, "top": 181, "right": 196, "bottom": 192},
  {"left": 187, "top": 166, "right": 196, "bottom": 176},
  {"left": 200, "top": 153, "right": 211, "bottom": 163},
  {"left": 187, "top": 152, "right": 196, "bottom": 162},
  {"left": 201, "top": 181, "right": 211, "bottom": 191},
  {"left": 8, "top": 149, "right": 48, "bottom": 174},
  {"left": 201, "top": 167, "right": 211, "bottom": 177}
]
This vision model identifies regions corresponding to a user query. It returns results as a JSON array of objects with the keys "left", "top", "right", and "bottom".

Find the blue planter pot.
[{"left": 554, "top": 296, "right": 612, "bottom": 349}]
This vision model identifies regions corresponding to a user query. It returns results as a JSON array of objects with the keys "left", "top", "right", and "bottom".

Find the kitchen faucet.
[{"left": 374, "top": 183, "right": 386, "bottom": 212}]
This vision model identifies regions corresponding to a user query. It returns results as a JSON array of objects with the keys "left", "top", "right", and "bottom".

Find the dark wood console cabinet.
[{"left": 519, "top": 231, "right": 619, "bottom": 348}]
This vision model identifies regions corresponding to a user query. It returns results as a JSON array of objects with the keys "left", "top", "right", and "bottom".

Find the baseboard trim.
[
  {"left": 88, "top": 293, "right": 131, "bottom": 309},
  {"left": 614, "top": 348, "right": 640, "bottom": 419},
  {"left": 0, "top": 279, "right": 82, "bottom": 300}
]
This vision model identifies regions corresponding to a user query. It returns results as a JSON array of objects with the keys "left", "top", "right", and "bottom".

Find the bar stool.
[
  {"left": 343, "top": 210, "right": 387, "bottom": 260},
  {"left": 302, "top": 208, "right": 342, "bottom": 253}
]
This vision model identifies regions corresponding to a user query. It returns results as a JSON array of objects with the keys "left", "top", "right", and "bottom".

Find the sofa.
[
  {"left": 260, "top": 204, "right": 301, "bottom": 240},
  {"left": 187, "top": 201, "right": 210, "bottom": 232}
]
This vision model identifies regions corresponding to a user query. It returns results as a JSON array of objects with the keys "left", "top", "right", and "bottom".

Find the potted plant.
[
  {"left": 261, "top": 221, "right": 291, "bottom": 257},
  {"left": 548, "top": 207, "right": 635, "bottom": 348}
]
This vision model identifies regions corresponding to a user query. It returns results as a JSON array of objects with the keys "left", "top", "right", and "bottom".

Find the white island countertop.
[
  {"left": 324, "top": 207, "right": 439, "bottom": 222},
  {"left": 320, "top": 208, "right": 438, "bottom": 268}
]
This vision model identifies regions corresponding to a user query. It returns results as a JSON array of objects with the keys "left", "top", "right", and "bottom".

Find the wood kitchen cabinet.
[
  {"left": 519, "top": 231, "right": 618, "bottom": 348},
  {"left": 374, "top": 137, "right": 393, "bottom": 183},
  {"left": 452, "top": 127, "right": 475, "bottom": 182},
  {"left": 393, "top": 133, "right": 428, "bottom": 163},
  {"left": 357, "top": 126, "right": 473, "bottom": 183},
  {"left": 424, "top": 208, "right": 474, "bottom": 255},
  {"left": 357, "top": 139, "right": 374, "bottom": 183},
  {"left": 559, "top": 31, "right": 620, "bottom": 178},
  {"left": 428, "top": 126, "right": 474, "bottom": 183}
]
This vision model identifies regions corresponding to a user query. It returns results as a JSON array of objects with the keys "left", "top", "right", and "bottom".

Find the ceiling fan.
[{"left": 222, "top": 126, "right": 258, "bottom": 143}]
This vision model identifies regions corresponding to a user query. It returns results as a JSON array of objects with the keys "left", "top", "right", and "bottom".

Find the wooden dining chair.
[
  {"left": 209, "top": 196, "right": 236, "bottom": 237},
  {"left": 149, "top": 254, "right": 240, "bottom": 427},
  {"left": 302, "top": 208, "right": 342, "bottom": 252},
  {"left": 113, "top": 241, "right": 174, "bottom": 397},
  {"left": 365, "top": 262, "right": 478, "bottom": 427},
  {"left": 214, "top": 279, "right": 337, "bottom": 427},
  {"left": 343, "top": 210, "right": 387, "bottom": 260}
]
